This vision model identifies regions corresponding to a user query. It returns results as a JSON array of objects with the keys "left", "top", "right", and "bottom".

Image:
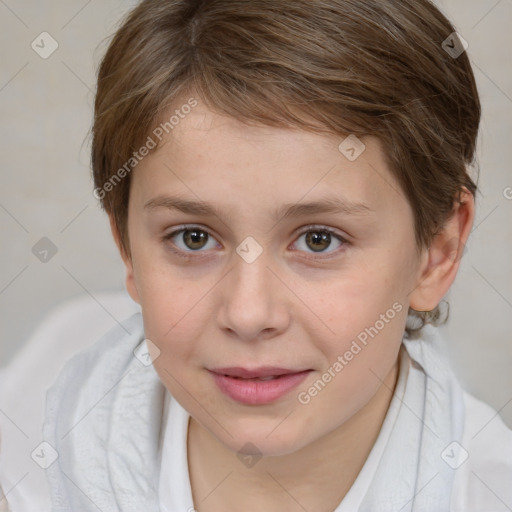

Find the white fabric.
[
  {"left": 451, "top": 392, "right": 512, "bottom": 511},
  {"left": 2, "top": 305, "right": 512, "bottom": 511},
  {"left": 158, "top": 392, "right": 195, "bottom": 512},
  {"left": 0, "top": 292, "right": 140, "bottom": 512}
]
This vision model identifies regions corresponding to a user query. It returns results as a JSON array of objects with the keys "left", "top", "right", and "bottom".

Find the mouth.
[{"left": 208, "top": 366, "right": 312, "bottom": 405}]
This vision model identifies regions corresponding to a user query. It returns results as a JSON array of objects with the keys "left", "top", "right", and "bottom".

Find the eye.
[
  {"left": 162, "top": 224, "right": 348, "bottom": 260},
  {"left": 163, "top": 226, "right": 219, "bottom": 257},
  {"left": 292, "top": 226, "right": 347, "bottom": 257}
]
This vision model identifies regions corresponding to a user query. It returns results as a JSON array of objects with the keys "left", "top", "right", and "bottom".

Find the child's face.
[{"left": 121, "top": 98, "right": 425, "bottom": 456}]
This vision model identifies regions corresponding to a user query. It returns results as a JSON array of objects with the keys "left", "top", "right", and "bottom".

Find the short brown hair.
[{"left": 91, "top": 0, "right": 480, "bottom": 335}]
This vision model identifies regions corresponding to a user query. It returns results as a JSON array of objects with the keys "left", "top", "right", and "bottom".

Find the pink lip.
[{"left": 209, "top": 367, "right": 312, "bottom": 405}]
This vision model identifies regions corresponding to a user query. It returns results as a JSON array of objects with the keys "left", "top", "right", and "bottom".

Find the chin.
[{"left": 216, "top": 419, "right": 309, "bottom": 458}]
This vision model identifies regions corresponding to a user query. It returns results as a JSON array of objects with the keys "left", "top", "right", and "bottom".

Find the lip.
[
  {"left": 211, "top": 366, "right": 307, "bottom": 379},
  {"left": 208, "top": 367, "right": 312, "bottom": 405}
]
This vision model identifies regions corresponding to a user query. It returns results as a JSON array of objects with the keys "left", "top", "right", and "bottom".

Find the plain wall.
[{"left": 0, "top": 0, "right": 511, "bottom": 427}]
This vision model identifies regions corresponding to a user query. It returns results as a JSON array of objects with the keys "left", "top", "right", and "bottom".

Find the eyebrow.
[{"left": 143, "top": 194, "right": 373, "bottom": 222}]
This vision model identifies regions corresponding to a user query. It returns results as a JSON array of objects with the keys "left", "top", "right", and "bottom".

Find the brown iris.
[
  {"left": 183, "top": 229, "right": 208, "bottom": 250},
  {"left": 305, "top": 231, "right": 331, "bottom": 252}
]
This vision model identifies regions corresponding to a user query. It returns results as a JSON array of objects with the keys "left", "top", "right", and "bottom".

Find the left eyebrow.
[
  {"left": 275, "top": 197, "right": 373, "bottom": 222},
  {"left": 143, "top": 194, "right": 373, "bottom": 222}
]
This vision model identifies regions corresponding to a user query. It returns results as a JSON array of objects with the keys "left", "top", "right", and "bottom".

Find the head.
[{"left": 91, "top": 0, "right": 479, "bottom": 455}]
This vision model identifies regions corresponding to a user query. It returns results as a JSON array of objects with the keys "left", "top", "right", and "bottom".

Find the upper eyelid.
[{"left": 164, "top": 224, "right": 220, "bottom": 243}]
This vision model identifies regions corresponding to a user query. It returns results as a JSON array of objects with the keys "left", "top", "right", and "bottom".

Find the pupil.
[
  {"left": 185, "top": 229, "right": 207, "bottom": 250},
  {"left": 306, "top": 231, "right": 330, "bottom": 252}
]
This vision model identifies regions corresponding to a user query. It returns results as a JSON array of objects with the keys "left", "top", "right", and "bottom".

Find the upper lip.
[{"left": 209, "top": 367, "right": 310, "bottom": 379}]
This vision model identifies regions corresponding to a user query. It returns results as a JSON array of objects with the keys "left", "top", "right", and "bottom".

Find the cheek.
[
  {"left": 304, "top": 258, "right": 408, "bottom": 395},
  {"left": 139, "top": 277, "right": 207, "bottom": 406},
  {"left": 313, "top": 262, "right": 406, "bottom": 341},
  {"left": 138, "top": 277, "right": 202, "bottom": 358},
  {"left": 130, "top": 253, "right": 201, "bottom": 361},
  {"left": 298, "top": 290, "right": 406, "bottom": 429}
]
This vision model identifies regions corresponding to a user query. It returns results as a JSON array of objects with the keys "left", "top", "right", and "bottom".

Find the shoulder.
[
  {"left": 450, "top": 391, "right": 512, "bottom": 511},
  {"left": 0, "top": 293, "right": 141, "bottom": 512},
  {"left": 43, "top": 309, "right": 146, "bottom": 430},
  {"left": 402, "top": 327, "right": 512, "bottom": 511},
  {"left": 41, "top": 309, "right": 154, "bottom": 511}
]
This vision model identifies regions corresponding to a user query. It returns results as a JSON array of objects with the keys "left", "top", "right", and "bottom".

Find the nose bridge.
[
  {"left": 231, "top": 233, "right": 273, "bottom": 290},
  {"left": 229, "top": 244, "right": 275, "bottom": 310},
  {"left": 219, "top": 243, "right": 288, "bottom": 340}
]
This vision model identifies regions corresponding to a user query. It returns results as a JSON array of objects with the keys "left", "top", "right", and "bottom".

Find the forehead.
[{"left": 132, "top": 100, "right": 408, "bottom": 222}]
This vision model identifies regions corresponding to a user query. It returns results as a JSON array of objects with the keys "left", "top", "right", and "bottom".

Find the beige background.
[{"left": 0, "top": 0, "right": 511, "bottom": 427}]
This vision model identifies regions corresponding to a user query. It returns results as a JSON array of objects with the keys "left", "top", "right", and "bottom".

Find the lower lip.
[{"left": 210, "top": 371, "right": 311, "bottom": 405}]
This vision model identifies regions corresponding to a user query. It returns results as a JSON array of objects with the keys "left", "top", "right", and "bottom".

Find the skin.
[{"left": 110, "top": 96, "right": 474, "bottom": 512}]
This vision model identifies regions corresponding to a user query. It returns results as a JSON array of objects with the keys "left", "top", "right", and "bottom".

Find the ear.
[
  {"left": 109, "top": 215, "right": 141, "bottom": 305},
  {"left": 409, "top": 187, "right": 475, "bottom": 312}
]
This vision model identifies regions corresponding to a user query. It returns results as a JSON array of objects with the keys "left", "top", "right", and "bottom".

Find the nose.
[{"left": 217, "top": 248, "right": 290, "bottom": 342}]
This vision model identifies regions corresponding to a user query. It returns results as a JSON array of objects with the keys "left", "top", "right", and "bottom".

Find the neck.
[{"left": 186, "top": 357, "right": 400, "bottom": 512}]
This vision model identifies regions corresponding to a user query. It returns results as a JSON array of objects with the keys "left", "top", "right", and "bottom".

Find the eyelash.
[{"left": 162, "top": 225, "right": 349, "bottom": 261}]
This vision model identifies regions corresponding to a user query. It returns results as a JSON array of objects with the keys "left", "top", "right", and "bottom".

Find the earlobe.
[
  {"left": 108, "top": 215, "right": 141, "bottom": 305},
  {"left": 409, "top": 188, "right": 475, "bottom": 312}
]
